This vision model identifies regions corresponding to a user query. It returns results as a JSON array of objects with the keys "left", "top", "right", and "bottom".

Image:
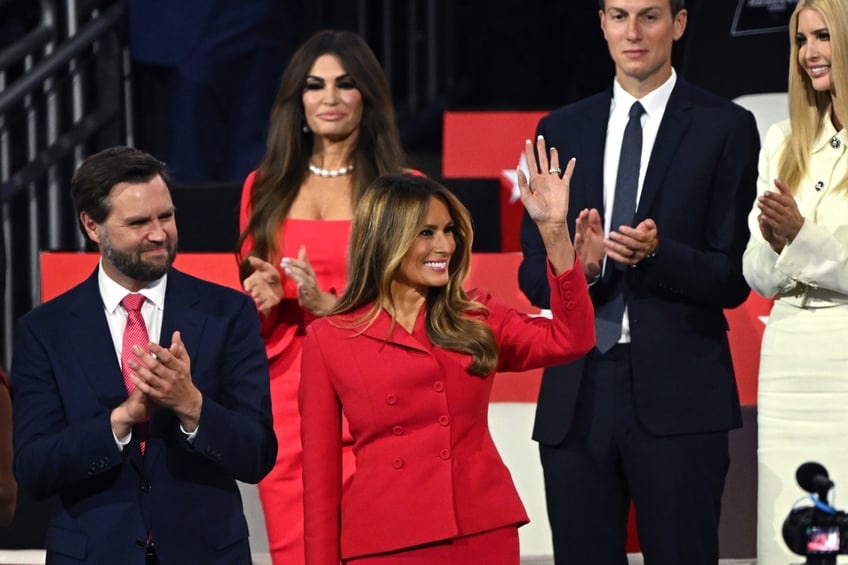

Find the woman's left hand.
[
  {"left": 517, "top": 136, "right": 575, "bottom": 227},
  {"left": 281, "top": 245, "right": 338, "bottom": 316},
  {"left": 517, "top": 135, "right": 577, "bottom": 274}
]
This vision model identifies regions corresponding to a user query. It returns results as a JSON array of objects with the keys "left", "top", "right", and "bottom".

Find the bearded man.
[{"left": 11, "top": 146, "right": 276, "bottom": 564}]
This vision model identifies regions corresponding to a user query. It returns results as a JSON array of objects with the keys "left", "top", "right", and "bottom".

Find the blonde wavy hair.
[
  {"left": 331, "top": 174, "right": 499, "bottom": 376},
  {"left": 780, "top": 0, "right": 848, "bottom": 194}
]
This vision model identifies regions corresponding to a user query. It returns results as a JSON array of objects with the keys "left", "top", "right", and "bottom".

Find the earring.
[{"left": 302, "top": 123, "right": 310, "bottom": 134}]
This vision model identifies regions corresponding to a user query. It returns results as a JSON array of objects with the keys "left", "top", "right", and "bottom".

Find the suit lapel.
[
  {"left": 358, "top": 306, "right": 430, "bottom": 354},
  {"left": 67, "top": 271, "right": 147, "bottom": 471},
  {"left": 68, "top": 271, "right": 131, "bottom": 403},
  {"left": 574, "top": 93, "right": 611, "bottom": 215},
  {"left": 159, "top": 269, "right": 204, "bottom": 356},
  {"left": 144, "top": 269, "right": 205, "bottom": 469},
  {"left": 636, "top": 79, "right": 693, "bottom": 222}
]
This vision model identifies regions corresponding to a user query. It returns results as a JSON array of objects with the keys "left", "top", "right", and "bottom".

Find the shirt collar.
[
  {"left": 612, "top": 67, "right": 677, "bottom": 120},
  {"left": 98, "top": 260, "right": 168, "bottom": 313}
]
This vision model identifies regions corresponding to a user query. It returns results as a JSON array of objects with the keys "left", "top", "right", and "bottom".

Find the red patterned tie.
[{"left": 121, "top": 293, "right": 149, "bottom": 454}]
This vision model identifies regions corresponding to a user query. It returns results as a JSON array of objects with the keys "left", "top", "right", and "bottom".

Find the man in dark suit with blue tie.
[
  {"left": 519, "top": 1, "right": 759, "bottom": 563},
  {"left": 11, "top": 146, "right": 277, "bottom": 564}
]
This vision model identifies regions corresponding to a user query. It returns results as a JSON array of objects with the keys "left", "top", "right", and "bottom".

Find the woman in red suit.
[
  {"left": 300, "top": 139, "right": 595, "bottom": 564},
  {"left": 237, "top": 30, "right": 408, "bottom": 564}
]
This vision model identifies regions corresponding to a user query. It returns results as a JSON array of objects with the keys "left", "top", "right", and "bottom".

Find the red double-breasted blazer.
[{"left": 299, "top": 262, "right": 594, "bottom": 563}]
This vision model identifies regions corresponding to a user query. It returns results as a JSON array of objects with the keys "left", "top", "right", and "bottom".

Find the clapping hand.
[
  {"left": 605, "top": 218, "right": 658, "bottom": 266},
  {"left": 281, "top": 246, "right": 338, "bottom": 316},
  {"left": 131, "top": 331, "right": 202, "bottom": 433},
  {"left": 243, "top": 256, "right": 283, "bottom": 316},
  {"left": 757, "top": 178, "right": 805, "bottom": 253},
  {"left": 574, "top": 208, "right": 604, "bottom": 281}
]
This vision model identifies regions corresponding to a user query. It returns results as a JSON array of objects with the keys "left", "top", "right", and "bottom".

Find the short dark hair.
[
  {"left": 599, "top": 0, "right": 685, "bottom": 15},
  {"left": 70, "top": 146, "right": 171, "bottom": 237}
]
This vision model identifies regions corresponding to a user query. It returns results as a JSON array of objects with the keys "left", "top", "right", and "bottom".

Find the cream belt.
[{"left": 776, "top": 282, "right": 848, "bottom": 308}]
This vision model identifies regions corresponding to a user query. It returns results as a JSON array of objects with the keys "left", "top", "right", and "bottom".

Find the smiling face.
[
  {"left": 302, "top": 54, "right": 364, "bottom": 144},
  {"left": 797, "top": 8, "right": 834, "bottom": 95},
  {"left": 393, "top": 196, "right": 456, "bottom": 298},
  {"left": 81, "top": 175, "right": 178, "bottom": 291},
  {"left": 599, "top": 0, "right": 687, "bottom": 96}
]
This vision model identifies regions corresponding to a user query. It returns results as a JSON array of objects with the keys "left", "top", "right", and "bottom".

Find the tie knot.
[
  {"left": 121, "top": 293, "right": 146, "bottom": 312},
  {"left": 629, "top": 101, "right": 645, "bottom": 120}
]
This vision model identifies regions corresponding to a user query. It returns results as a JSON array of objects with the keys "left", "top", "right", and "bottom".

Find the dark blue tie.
[{"left": 595, "top": 101, "right": 645, "bottom": 353}]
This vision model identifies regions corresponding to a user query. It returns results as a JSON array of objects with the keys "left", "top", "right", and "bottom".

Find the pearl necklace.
[{"left": 308, "top": 163, "right": 354, "bottom": 177}]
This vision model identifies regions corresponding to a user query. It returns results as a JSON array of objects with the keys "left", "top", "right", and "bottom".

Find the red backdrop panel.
[
  {"left": 442, "top": 111, "right": 547, "bottom": 179},
  {"left": 499, "top": 173, "right": 524, "bottom": 252},
  {"left": 39, "top": 253, "right": 241, "bottom": 301}
]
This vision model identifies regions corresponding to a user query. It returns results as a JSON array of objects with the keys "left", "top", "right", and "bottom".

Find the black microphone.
[{"left": 797, "top": 461, "right": 835, "bottom": 504}]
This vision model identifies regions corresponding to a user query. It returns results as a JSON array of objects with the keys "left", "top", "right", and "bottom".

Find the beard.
[{"left": 101, "top": 230, "right": 177, "bottom": 282}]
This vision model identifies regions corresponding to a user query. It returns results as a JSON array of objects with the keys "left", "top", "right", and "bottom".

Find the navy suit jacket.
[
  {"left": 11, "top": 268, "right": 276, "bottom": 564},
  {"left": 519, "top": 78, "right": 759, "bottom": 444}
]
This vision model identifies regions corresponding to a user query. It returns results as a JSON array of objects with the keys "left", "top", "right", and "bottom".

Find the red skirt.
[{"left": 343, "top": 525, "right": 520, "bottom": 565}]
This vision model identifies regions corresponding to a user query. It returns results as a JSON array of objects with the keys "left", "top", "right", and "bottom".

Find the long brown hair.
[
  {"left": 237, "top": 30, "right": 406, "bottom": 275},
  {"left": 332, "top": 175, "right": 499, "bottom": 376},
  {"left": 780, "top": 0, "right": 848, "bottom": 194}
]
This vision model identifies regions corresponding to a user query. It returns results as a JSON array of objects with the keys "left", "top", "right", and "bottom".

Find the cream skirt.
[{"left": 757, "top": 300, "right": 848, "bottom": 565}]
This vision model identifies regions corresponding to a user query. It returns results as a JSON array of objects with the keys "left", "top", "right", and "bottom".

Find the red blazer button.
[
  {"left": 439, "top": 449, "right": 451, "bottom": 460},
  {"left": 386, "top": 394, "right": 398, "bottom": 405},
  {"left": 392, "top": 458, "right": 405, "bottom": 469},
  {"left": 392, "top": 425, "right": 404, "bottom": 435},
  {"left": 432, "top": 381, "right": 445, "bottom": 392},
  {"left": 438, "top": 415, "right": 450, "bottom": 426}
]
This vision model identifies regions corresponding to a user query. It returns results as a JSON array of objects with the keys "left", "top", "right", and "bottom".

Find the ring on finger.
[{"left": 548, "top": 167, "right": 562, "bottom": 174}]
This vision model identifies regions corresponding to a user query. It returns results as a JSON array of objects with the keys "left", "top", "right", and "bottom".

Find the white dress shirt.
[
  {"left": 98, "top": 263, "right": 197, "bottom": 447},
  {"left": 602, "top": 69, "right": 677, "bottom": 342}
]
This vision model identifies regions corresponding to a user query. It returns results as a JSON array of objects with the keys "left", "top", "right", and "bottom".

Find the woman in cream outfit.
[{"left": 742, "top": 1, "right": 848, "bottom": 562}]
